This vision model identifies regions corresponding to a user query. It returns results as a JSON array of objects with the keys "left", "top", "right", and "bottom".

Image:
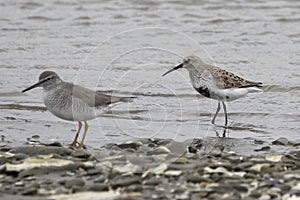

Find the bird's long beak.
[
  {"left": 22, "top": 79, "right": 46, "bottom": 93},
  {"left": 162, "top": 63, "right": 183, "bottom": 76}
]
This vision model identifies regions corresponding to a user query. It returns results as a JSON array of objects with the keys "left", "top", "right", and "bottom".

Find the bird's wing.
[
  {"left": 62, "top": 83, "right": 131, "bottom": 107},
  {"left": 207, "top": 65, "right": 262, "bottom": 89}
]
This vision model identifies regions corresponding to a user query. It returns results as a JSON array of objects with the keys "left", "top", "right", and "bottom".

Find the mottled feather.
[{"left": 206, "top": 64, "right": 262, "bottom": 89}]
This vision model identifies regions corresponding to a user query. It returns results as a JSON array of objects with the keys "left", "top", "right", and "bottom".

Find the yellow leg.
[
  {"left": 77, "top": 120, "right": 88, "bottom": 148},
  {"left": 70, "top": 121, "right": 82, "bottom": 147}
]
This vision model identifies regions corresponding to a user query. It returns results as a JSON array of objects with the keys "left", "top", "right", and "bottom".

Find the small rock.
[
  {"left": 4, "top": 116, "right": 16, "bottom": 120},
  {"left": 113, "top": 161, "right": 141, "bottom": 174},
  {"left": 147, "top": 146, "right": 171, "bottom": 155},
  {"left": 204, "top": 166, "right": 228, "bottom": 174},
  {"left": 249, "top": 163, "right": 271, "bottom": 172},
  {"left": 71, "top": 149, "right": 91, "bottom": 158},
  {"left": 50, "top": 191, "right": 120, "bottom": 200},
  {"left": 85, "top": 168, "right": 103, "bottom": 176},
  {"left": 142, "top": 163, "right": 168, "bottom": 178},
  {"left": 259, "top": 194, "right": 271, "bottom": 200},
  {"left": 165, "top": 170, "right": 182, "bottom": 177},
  {"left": 14, "top": 181, "right": 25, "bottom": 187},
  {"left": 143, "top": 176, "right": 161, "bottom": 186},
  {"left": 79, "top": 161, "right": 94, "bottom": 170},
  {"left": 13, "top": 146, "right": 72, "bottom": 156},
  {"left": 254, "top": 139, "right": 265, "bottom": 145},
  {"left": 208, "top": 148, "right": 222, "bottom": 157},
  {"left": 3, "top": 154, "right": 75, "bottom": 172},
  {"left": 187, "top": 173, "right": 211, "bottom": 183},
  {"left": 46, "top": 142, "right": 63, "bottom": 147},
  {"left": 20, "top": 183, "right": 39, "bottom": 195},
  {"left": 127, "top": 155, "right": 153, "bottom": 165},
  {"left": 65, "top": 177, "right": 85, "bottom": 189},
  {"left": 111, "top": 175, "right": 142, "bottom": 189},
  {"left": 175, "top": 191, "right": 189, "bottom": 200},
  {"left": 272, "top": 137, "right": 289, "bottom": 146},
  {"left": 265, "top": 155, "right": 282, "bottom": 162},
  {"left": 19, "top": 167, "right": 48, "bottom": 178},
  {"left": 87, "top": 183, "right": 109, "bottom": 192},
  {"left": 117, "top": 141, "right": 142, "bottom": 150},
  {"left": 95, "top": 161, "right": 113, "bottom": 173},
  {"left": 254, "top": 146, "right": 270, "bottom": 152},
  {"left": 283, "top": 172, "right": 300, "bottom": 181}
]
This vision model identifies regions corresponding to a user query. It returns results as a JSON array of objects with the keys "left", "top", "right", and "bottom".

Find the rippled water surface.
[{"left": 0, "top": 0, "right": 299, "bottom": 148}]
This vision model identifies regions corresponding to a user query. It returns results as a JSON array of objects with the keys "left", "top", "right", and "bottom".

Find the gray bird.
[{"left": 22, "top": 71, "right": 133, "bottom": 148}]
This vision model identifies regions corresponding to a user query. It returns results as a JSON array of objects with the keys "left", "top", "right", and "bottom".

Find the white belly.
[
  {"left": 43, "top": 90, "right": 101, "bottom": 121},
  {"left": 213, "top": 87, "right": 262, "bottom": 102}
]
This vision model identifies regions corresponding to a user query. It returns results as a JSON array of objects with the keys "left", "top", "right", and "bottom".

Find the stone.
[
  {"left": 65, "top": 178, "right": 85, "bottom": 189},
  {"left": 254, "top": 146, "right": 271, "bottom": 152},
  {"left": 50, "top": 191, "right": 120, "bottom": 200},
  {"left": 272, "top": 138, "right": 289, "bottom": 146},
  {"left": 117, "top": 141, "right": 143, "bottom": 150},
  {"left": 2, "top": 154, "right": 75, "bottom": 173},
  {"left": 13, "top": 146, "right": 72, "bottom": 156},
  {"left": 265, "top": 155, "right": 283, "bottom": 162},
  {"left": 87, "top": 183, "right": 109, "bottom": 192},
  {"left": 142, "top": 163, "right": 168, "bottom": 178},
  {"left": 19, "top": 167, "right": 48, "bottom": 178},
  {"left": 113, "top": 161, "right": 141, "bottom": 174},
  {"left": 71, "top": 149, "right": 92, "bottom": 158},
  {"left": 147, "top": 146, "right": 171, "bottom": 155},
  {"left": 165, "top": 170, "right": 182, "bottom": 177},
  {"left": 249, "top": 163, "right": 271, "bottom": 172},
  {"left": 143, "top": 176, "right": 161, "bottom": 185},
  {"left": 111, "top": 175, "right": 142, "bottom": 189}
]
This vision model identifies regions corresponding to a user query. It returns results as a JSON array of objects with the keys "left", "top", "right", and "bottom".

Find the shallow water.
[{"left": 0, "top": 0, "right": 299, "bottom": 148}]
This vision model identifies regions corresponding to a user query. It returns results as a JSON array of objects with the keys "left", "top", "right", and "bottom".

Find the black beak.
[
  {"left": 162, "top": 63, "right": 183, "bottom": 77},
  {"left": 22, "top": 79, "right": 46, "bottom": 93}
]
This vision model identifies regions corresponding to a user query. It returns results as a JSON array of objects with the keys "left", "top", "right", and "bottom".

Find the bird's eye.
[
  {"left": 183, "top": 58, "right": 190, "bottom": 63},
  {"left": 44, "top": 76, "right": 53, "bottom": 82}
]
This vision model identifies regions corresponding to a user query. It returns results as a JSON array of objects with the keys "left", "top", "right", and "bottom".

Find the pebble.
[
  {"left": 111, "top": 175, "right": 142, "bottom": 189},
  {"left": 12, "top": 146, "right": 72, "bottom": 156},
  {"left": 65, "top": 178, "right": 85, "bottom": 189},
  {"left": 272, "top": 137, "right": 289, "bottom": 146},
  {"left": 164, "top": 170, "right": 182, "bottom": 177},
  {"left": 87, "top": 183, "right": 109, "bottom": 192},
  {"left": 147, "top": 146, "right": 171, "bottom": 155}
]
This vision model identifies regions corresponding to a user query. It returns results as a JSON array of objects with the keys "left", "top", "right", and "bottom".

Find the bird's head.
[
  {"left": 22, "top": 71, "right": 62, "bottom": 93},
  {"left": 162, "top": 55, "right": 204, "bottom": 76}
]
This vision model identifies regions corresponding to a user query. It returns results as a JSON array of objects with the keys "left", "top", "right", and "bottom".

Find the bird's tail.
[{"left": 111, "top": 96, "right": 136, "bottom": 104}]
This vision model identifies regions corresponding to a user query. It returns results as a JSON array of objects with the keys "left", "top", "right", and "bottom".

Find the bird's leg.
[
  {"left": 77, "top": 120, "right": 88, "bottom": 149},
  {"left": 70, "top": 121, "right": 82, "bottom": 147},
  {"left": 221, "top": 101, "right": 228, "bottom": 127},
  {"left": 212, "top": 101, "right": 221, "bottom": 125},
  {"left": 221, "top": 101, "right": 228, "bottom": 137}
]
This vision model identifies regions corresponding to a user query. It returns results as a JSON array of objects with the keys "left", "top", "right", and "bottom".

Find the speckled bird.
[{"left": 163, "top": 55, "right": 262, "bottom": 130}]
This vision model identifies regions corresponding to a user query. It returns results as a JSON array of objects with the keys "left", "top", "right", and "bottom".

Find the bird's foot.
[
  {"left": 76, "top": 142, "right": 87, "bottom": 149},
  {"left": 69, "top": 141, "right": 80, "bottom": 147},
  {"left": 212, "top": 124, "right": 228, "bottom": 138}
]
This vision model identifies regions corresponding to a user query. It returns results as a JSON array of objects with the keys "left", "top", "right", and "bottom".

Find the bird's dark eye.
[
  {"left": 47, "top": 76, "right": 55, "bottom": 80},
  {"left": 42, "top": 76, "right": 54, "bottom": 83},
  {"left": 183, "top": 58, "right": 190, "bottom": 63}
]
